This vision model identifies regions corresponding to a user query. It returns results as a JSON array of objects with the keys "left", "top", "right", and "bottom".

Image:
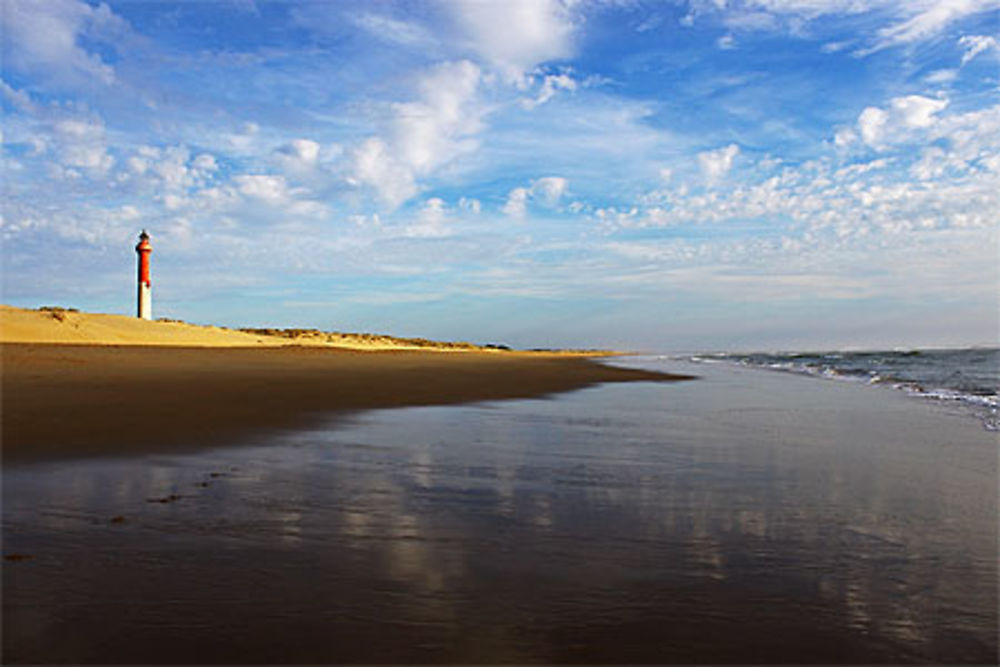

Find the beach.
[
  {"left": 2, "top": 344, "right": 679, "bottom": 463},
  {"left": 4, "top": 349, "right": 996, "bottom": 663},
  {"left": 1, "top": 305, "right": 687, "bottom": 462}
]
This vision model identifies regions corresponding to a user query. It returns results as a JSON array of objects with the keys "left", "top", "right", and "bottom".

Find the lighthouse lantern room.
[{"left": 136, "top": 230, "right": 152, "bottom": 320}]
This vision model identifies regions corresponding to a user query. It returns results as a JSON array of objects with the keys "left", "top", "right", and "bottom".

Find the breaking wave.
[{"left": 687, "top": 348, "right": 999, "bottom": 431}]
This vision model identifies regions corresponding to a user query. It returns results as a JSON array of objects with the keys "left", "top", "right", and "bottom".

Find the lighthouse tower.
[{"left": 135, "top": 230, "right": 152, "bottom": 320}]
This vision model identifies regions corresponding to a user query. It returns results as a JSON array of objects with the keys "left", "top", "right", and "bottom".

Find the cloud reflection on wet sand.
[{"left": 4, "top": 361, "right": 997, "bottom": 663}]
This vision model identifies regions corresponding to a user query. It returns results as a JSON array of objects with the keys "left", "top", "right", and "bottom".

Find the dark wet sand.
[
  {"left": 1, "top": 344, "right": 688, "bottom": 462},
  {"left": 3, "top": 357, "right": 996, "bottom": 664}
]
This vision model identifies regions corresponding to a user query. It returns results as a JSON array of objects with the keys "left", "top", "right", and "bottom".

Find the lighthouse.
[{"left": 135, "top": 230, "right": 152, "bottom": 320}]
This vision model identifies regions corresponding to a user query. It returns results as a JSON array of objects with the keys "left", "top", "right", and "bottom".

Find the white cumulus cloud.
[
  {"left": 274, "top": 138, "right": 321, "bottom": 173},
  {"left": 350, "top": 60, "right": 484, "bottom": 209},
  {"left": 698, "top": 143, "right": 740, "bottom": 182},
  {"left": 854, "top": 95, "right": 949, "bottom": 148},
  {"left": 893, "top": 95, "right": 949, "bottom": 128},
  {"left": 350, "top": 137, "right": 419, "bottom": 209},
  {"left": 280, "top": 139, "right": 320, "bottom": 164},
  {"left": 502, "top": 176, "right": 570, "bottom": 217},
  {"left": 532, "top": 176, "right": 569, "bottom": 205},
  {"left": 235, "top": 175, "right": 291, "bottom": 203},
  {"left": 502, "top": 187, "right": 531, "bottom": 218},
  {"left": 394, "top": 60, "right": 482, "bottom": 172},
  {"left": 448, "top": 0, "right": 578, "bottom": 82},
  {"left": 858, "top": 106, "right": 889, "bottom": 146}
]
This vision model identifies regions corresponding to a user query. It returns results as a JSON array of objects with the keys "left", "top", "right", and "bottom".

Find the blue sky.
[{"left": 2, "top": 0, "right": 998, "bottom": 351}]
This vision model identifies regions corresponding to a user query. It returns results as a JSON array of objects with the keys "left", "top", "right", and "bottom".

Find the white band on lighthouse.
[{"left": 138, "top": 282, "right": 152, "bottom": 320}]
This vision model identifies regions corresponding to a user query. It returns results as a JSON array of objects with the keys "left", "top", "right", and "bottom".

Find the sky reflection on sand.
[{"left": 4, "top": 361, "right": 997, "bottom": 663}]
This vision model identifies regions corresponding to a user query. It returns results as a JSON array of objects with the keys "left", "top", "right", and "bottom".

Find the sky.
[{"left": 2, "top": 0, "right": 998, "bottom": 351}]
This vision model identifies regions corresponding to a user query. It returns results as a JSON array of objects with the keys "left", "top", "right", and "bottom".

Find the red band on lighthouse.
[
  {"left": 136, "top": 234, "right": 152, "bottom": 287},
  {"left": 136, "top": 231, "right": 152, "bottom": 320}
]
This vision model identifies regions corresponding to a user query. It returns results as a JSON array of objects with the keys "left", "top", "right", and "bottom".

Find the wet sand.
[
  {"left": 1, "top": 343, "right": 687, "bottom": 462},
  {"left": 4, "top": 358, "right": 996, "bottom": 664},
  {"left": 3, "top": 358, "right": 996, "bottom": 663}
]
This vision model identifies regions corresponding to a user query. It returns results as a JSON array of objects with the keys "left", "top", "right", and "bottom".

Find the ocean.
[
  {"left": 4, "top": 354, "right": 997, "bottom": 663},
  {"left": 686, "top": 347, "right": 1000, "bottom": 430}
]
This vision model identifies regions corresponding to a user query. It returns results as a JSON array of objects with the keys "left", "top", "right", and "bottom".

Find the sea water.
[
  {"left": 3, "top": 357, "right": 997, "bottom": 663},
  {"left": 687, "top": 347, "right": 1000, "bottom": 430}
]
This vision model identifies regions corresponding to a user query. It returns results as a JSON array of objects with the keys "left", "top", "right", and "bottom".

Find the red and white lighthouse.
[{"left": 135, "top": 230, "right": 152, "bottom": 320}]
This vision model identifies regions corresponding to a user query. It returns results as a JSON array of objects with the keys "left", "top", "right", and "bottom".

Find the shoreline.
[{"left": 1, "top": 343, "right": 692, "bottom": 463}]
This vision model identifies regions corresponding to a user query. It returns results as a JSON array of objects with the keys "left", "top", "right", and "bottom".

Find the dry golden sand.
[
  {"left": 0, "top": 304, "right": 500, "bottom": 351},
  {"left": 1, "top": 306, "right": 691, "bottom": 462}
]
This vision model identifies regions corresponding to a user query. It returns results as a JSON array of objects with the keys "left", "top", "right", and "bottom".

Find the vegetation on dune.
[
  {"left": 237, "top": 327, "right": 510, "bottom": 351},
  {"left": 36, "top": 306, "right": 80, "bottom": 322}
]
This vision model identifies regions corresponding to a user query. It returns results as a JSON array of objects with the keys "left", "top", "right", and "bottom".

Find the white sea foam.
[{"left": 687, "top": 348, "right": 1000, "bottom": 431}]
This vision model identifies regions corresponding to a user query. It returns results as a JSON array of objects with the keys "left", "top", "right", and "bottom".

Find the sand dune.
[{"left": 0, "top": 305, "right": 509, "bottom": 352}]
